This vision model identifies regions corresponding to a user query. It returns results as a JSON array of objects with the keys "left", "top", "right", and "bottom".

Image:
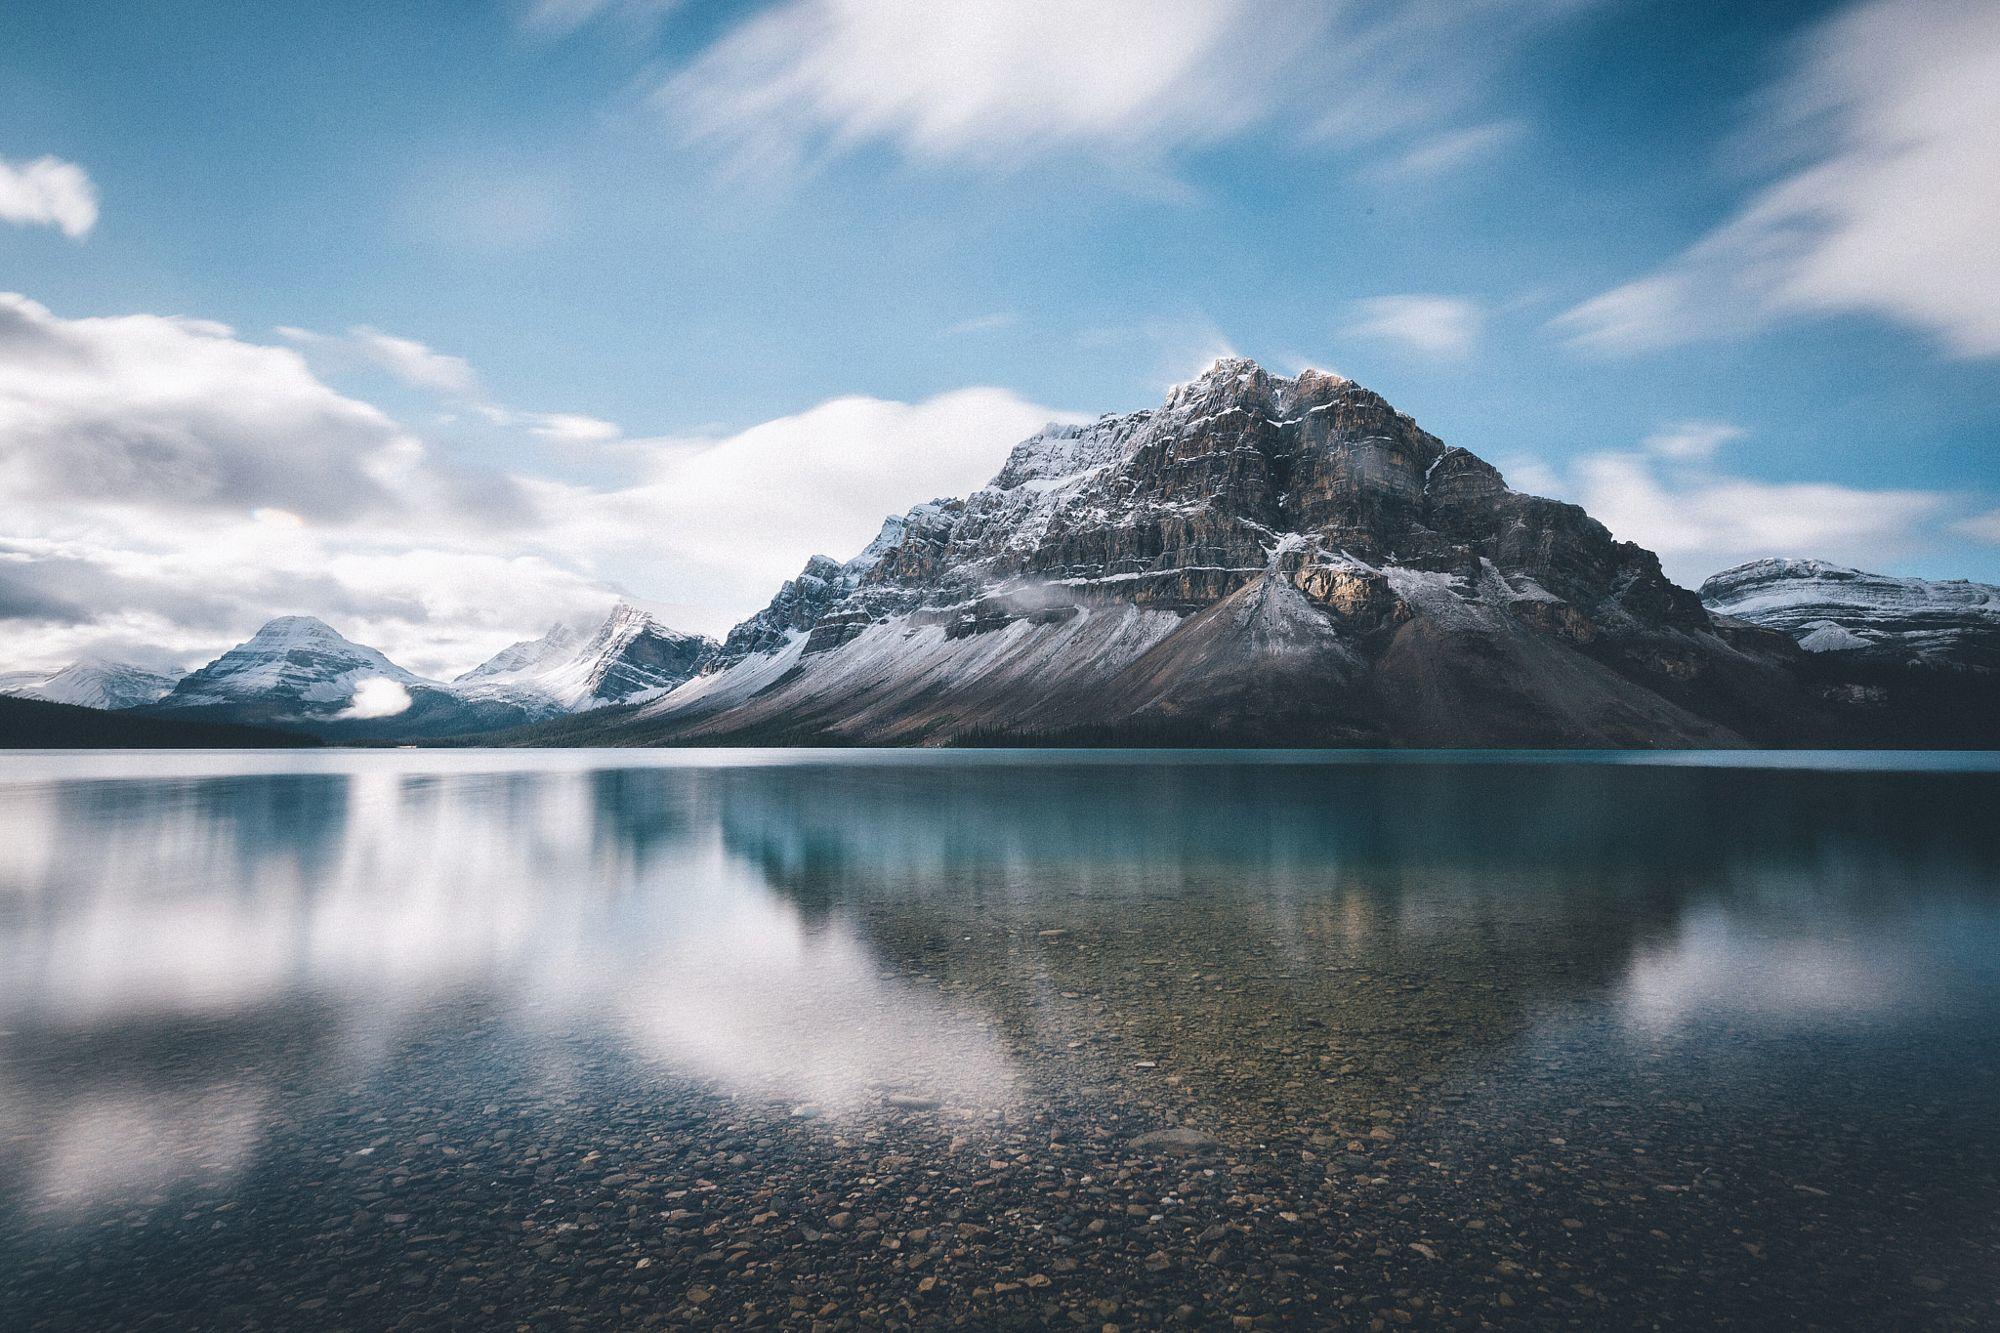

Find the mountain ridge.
[
  {"left": 10, "top": 361, "right": 1995, "bottom": 747},
  {"left": 533, "top": 359, "right": 1840, "bottom": 748}
]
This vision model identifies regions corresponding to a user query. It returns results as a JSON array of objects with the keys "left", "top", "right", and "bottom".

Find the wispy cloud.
[
  {"left": 278, "top": 325, "right": 480, "bottom": 397},
  {"left": 1361, "top": 119, "right": 1526, "bottom": 184},
  {"left": 946, "top": 313, "right": 1017, "bottom": 336},
  {"left": 281, "top": 324, "right": 632, "bottom": 449},
  {"left": 1556, "top": 0, "right": 2000, "bottom": 359},
  {"left": 655, "top": 0, "right": 1586, "bottom": 180},
  {"left": 1641, "top": 419, "right": 1746, "bottom": 461},
  {"left": 519, "top": 0, "right": 675, "bottom": 37},
  {"left": 1346, "top": 295, "right": 1484, "bottom": 358},
  {"left": 0, "top": 155, "right": 98, "bottom": 238},
  {"left": 1955, "top": 509, "right": 2000, "bottom": 544},
  {"left": 520, "top": 411, "right": 622, "bottom": 443}
]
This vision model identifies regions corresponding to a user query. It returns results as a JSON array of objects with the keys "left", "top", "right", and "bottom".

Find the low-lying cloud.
[{"left": 336, "top": 676, "right": 415, "bottom": 719}]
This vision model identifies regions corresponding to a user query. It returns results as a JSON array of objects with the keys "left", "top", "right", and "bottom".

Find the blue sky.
[{"left": 1, "top": 0, "right": 1996, "bottom": 673}]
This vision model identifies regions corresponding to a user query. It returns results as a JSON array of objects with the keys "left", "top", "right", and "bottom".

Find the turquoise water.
[{"left": 2, "top": 749, "right": 1998, "bottom": 1327}]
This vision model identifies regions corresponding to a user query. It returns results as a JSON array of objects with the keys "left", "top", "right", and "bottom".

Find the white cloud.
[
  {"left": 528, "top": 388, "right": 1075, "bottom": 618},
  {"left": 661, "top": 0, "right": 1298, "bottom": 172},
  {"left": 0, "top": 291, "right": 1073, "bottom": 675},
  {"left": 1346, "top": 295, "right": 1484, "bottom": 357},
  {"left": 335, "top": 676, "right": 413, "bottom": 719},
  {"left": 1641, "top": 419, "right": 1745, "bottom": 461},
  {"left": 0, "top": 293, "right": 414, "bottom": 519},
  {"left": 0, "top": 155, "right": 98, "bottom": 238},
  {"left": 1508, "top": 423, "right": 1953, "bottom": 583},
  {"left": 1557, "top": 0, "right": 2000, "bottom": 358},
  {"left": 1954, "top": 509, "right": 2000, "bottom": 544},
  {"left": 522, "top": 411, "right": 622, "bottom": 443},
  {"left": 656, "top": 0, "right": 1584, "bottom": 178},
  {"left": 278, "top": 326, "right": 481, "bottom": 397},
  {"left": 1573, "top": 452, "right": 1945, "bottom": 579}
]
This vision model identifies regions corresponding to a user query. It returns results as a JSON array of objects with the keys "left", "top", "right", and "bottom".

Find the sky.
[{"left": 1, "top": 0, "right": 1997, "bottom": 677}]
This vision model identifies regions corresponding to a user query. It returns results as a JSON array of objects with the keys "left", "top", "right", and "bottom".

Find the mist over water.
[{"left": 3, "top": 749, "right": 1999, "bottom": 1325}]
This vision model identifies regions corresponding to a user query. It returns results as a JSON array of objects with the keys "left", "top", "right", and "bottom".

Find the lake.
[{"left": 3, "top": 749, "right": 1999, "bottom": 1328}]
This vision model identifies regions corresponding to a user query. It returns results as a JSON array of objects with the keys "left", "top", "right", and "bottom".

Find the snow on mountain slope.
[
  {"left": 146, "top": 615, "right": 528, "bottom": 738},
  {"left": 161, "top": 616, "right": 425, "bottom": 712},
  {"left": 454, "top": 618, "right": 594, "bottom": 685},
  {"left": 592, "top": 358, "right": 1810, "bottom": 748},
  {"left": 455, "top": 604, "right": 717, "bottom": 716},
  {"left": 1701, "top": 559, "right": 2000, "bottom": 668},
  {"left": 5, "top": 658, "right": 180, "bottom": 710}
]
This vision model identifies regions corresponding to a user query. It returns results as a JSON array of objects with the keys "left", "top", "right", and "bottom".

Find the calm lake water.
[{"left": 3, "top": 749, "right": 1999, "bottom": 1329}]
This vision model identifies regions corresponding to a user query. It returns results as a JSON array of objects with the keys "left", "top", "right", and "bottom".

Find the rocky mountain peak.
[
  {"left": 605, "top": 368, "right": 1770, "bottom": 747},
  {"left": 455, "top": 601, "right": 717, "bottom": 715}
]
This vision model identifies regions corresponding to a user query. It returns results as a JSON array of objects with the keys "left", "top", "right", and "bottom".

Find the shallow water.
[{"left": 2, "top": 749, "right": 1998, "bottom": 1329}]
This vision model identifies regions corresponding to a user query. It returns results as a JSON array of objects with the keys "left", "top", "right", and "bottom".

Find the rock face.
[
  {"left": 1701, "top": 559, "right": 2000, "bottom": 745},
  {"left": 711, "top": 515, "right": 914, "bottom": 667},
  {"left": 456, "top": 603, "right": 718, "bottom": 717},
  {"left": 5, "top": 658, "right": 179, "bottom": 711},
  {"left": 566, "top": 359, "right": 1828, "bottom": 748},
  {"left": 1701, "top": 559, "right": 2000, "bottom": 668}
]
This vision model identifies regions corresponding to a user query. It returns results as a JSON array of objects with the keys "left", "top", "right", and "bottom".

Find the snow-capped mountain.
[
  {"left": 103, "top": 605, "right": 720, "bottom": 739},
  {"left": 454, "top": 617, "right": 595, "bottom": 686},
  {"left": 1701, "top": 559, "right": 2000, "bottom": 668},
  {"left": 454, "top": 603, "right": 717, "bottom": 718},
  {"left": 4, "top": 658, "right": 180, "bottom": 710},
  {"left": 150, "top": 615, "right": 528, "bottom": 738},
  {"left": 709, "top": 514, "right": 911, "bottom": 668},
  {"left": 564, "top": 358, "right": 1824, "bottom": 747},
  {"left": 160, "top": 615, "right": 424, "bottom": 711}
]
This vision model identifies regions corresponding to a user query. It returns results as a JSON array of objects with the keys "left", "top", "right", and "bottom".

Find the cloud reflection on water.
[
  {"left": 0, "top": 759, "right": 1029, "bottom": 1211},
  {"left": 2, "top": 750, "right": 1997, "bottom": 1217}
]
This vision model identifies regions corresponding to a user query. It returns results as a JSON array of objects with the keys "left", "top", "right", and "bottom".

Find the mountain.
[
  {"left": 5, "top": 658, "right": 180, "bottom": 711},
  {"left": 149, "top": 615, "right": 529, "bottom": 739},
  {"left": 455, "top": 617, "right": 595, "bottom": 685},
  {"left": 454, "top": 604, "right": 718, "bottom": 718},
  {"left": 1701, "top": 559, "right": 2000, "bottom": 746},
  {"left": 0, "top": 694, "right": 320, "bottom": 749},
  {"left": 540, "top": 358, "right": 1829, "bottom": 748},
  {"left": 135, "top": 606, "right": 718, "bottom": 741},
  {"left": 1701, "top": 559, "right": 2000, "bottom": 668}
]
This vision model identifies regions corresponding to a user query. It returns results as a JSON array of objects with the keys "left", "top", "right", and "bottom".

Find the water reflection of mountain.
[
  {"left": 708, "top": 758, "right": 2000, "bottom": 1130},
  {"left": 713, "top": 758, "right": 2000, "bottom": 919},
  {"left": 5, "top": 755, "right": 1999, "bottom": 1216}
]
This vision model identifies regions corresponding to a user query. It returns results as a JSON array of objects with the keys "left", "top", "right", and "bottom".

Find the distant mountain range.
[
  {"left": 6, "top": 359, "right": 1996, "bottom": 747},
  {"left": 4, "top": 603, "right": 718, "bottom": 742}
]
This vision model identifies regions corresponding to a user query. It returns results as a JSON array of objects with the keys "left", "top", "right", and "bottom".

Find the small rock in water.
[
  {"left": 1129, "top": 1127, "right": 1220, "bottom": 1154},
  {"left": 885, "top": 1093, "right": 940, "bottom": 1110}
]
